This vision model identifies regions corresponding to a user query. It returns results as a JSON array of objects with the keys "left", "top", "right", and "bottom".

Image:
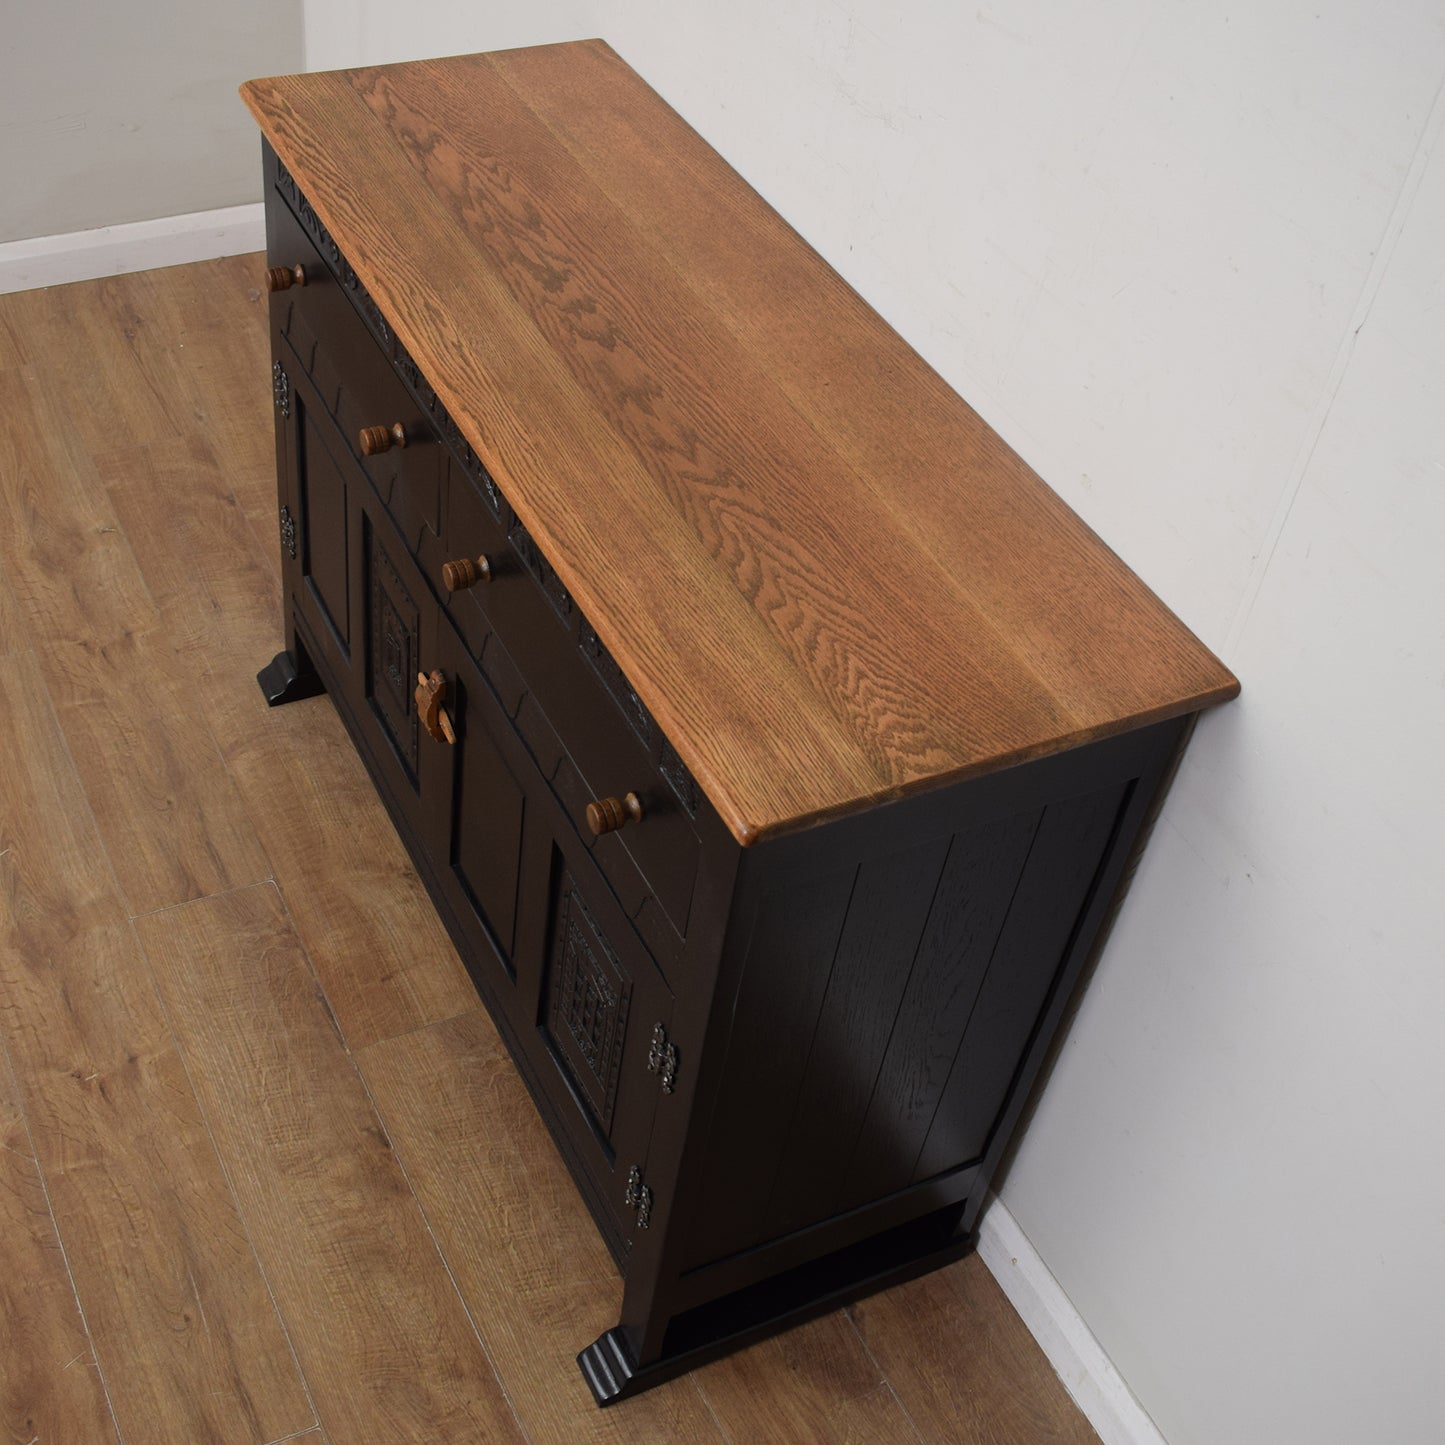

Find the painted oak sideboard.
[{"left": 241, "top": 41, "right": 1238, "bottom": 1404}]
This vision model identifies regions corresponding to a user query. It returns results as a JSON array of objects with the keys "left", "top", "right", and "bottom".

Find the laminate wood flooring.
[{"left": 0, "top": 256, "right": 1103, "bottom": 1444}]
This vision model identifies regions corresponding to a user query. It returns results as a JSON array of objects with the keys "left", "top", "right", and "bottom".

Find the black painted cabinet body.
[{"left": 259, "top": 143, "right": 1191, "bottom": 1402}]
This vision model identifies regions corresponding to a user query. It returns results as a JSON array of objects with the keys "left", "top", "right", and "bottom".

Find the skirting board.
[
  {"left": 0, "top": 204, "right": 265, "bottom": 296},
  {"left": 978, "top": 1195, "right": 1169, "bottom": 1445}
]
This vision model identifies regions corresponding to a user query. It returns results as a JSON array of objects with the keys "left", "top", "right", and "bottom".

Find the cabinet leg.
[
  {"left": 577, "top": 1329, "right": 642, "bottom": 1406},
  {"left": 257, "top": 649, "right": 325, "bottom": 706}
]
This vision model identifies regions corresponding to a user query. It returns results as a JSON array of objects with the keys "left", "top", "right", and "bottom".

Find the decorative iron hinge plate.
[
  {"left": 279, "top": 504, "right": 297, "bottom": 561},
  {"left": 624, "top": 1164, "right": 653, "bottom": 1230},
  {"left": 272, "top": 360, "right": 291, "bottom": 419},
  {"left": 646, "top": 1023, "right": 678, "bottom": 1095}
]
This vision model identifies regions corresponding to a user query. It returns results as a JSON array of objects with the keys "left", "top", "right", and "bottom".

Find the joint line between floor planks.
[
  {"left": 123, "top": 891, "right": 323, "bottom": 1440},
  {"left": 0, "top": 1034, "right": 125, "bottom": 1445}
]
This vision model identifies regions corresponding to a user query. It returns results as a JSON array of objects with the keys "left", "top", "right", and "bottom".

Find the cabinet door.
[
  {"left": 276, "top": 362, "right": 361, "bottom": 688},
  {"left": 424, "top": 617, "right": 534, "bottom": 991},
  {"left": 353, "top": 491, "right": 439, "bottom": 848},
  {"left": 525, "top": 823, "right": 678, "bottom": 1260}
]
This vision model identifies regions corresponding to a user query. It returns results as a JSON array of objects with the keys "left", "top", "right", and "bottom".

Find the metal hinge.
[
  {"left": 624, "top": 1164, "right": 652, "bottom": 1230},
  {"left": 279, "top": 504, "right": 297, "bottom": 560},
  {"left": 272, "top": 360, "right": 291, "bottom": 419},
  {"left": 646, "top": 1023, "right": 678, "bottom": 1095}
]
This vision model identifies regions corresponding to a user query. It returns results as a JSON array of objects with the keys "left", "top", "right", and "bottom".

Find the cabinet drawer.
[
  {"left": 441, "top": 470, "right": 703, "bottom": 959},
  {"left": 267, "top": 198, "right": 443, "bottom": 567}
]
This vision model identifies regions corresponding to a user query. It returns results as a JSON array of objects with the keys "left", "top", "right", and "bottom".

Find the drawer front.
[
  {"left": 441, "top": 469, "right": 703, "bottom": 963},
  {"left": 267, "top": 196, "right": 443, "bottom": 570}
]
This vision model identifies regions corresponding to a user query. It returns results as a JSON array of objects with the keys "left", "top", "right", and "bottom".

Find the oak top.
[{"left": 241, "top": 41, "right": 1238, "bottom": 845}]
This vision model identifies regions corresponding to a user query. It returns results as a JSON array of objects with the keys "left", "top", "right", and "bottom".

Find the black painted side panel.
[
  {"left": 675, "top": 743, "right": 1152, "bottom": 1283},
  {"left": 686, "top": 866, "right": 856, "bottom": 1267},
  {"left": 837, "top": 806, "right": 1042, "bottom": 1212},
  {"left": 760, "top": 834, "right": 953, "bottom": 1241},
  {"left": 914, "top": 782, "right": 1129, "bottom": 1181}
]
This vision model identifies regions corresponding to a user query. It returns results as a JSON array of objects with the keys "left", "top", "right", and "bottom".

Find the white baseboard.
[
  {"left": 978, "top": 1196, "right": 1169, "bottom": 1445},
  {"left": 0, "top": 204, "right": 265, "bottom": 296}
]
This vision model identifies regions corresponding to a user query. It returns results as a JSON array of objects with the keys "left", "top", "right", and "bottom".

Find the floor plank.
[
  {"left": 359, "top": 1008, "right": 726, "bottom": 1444},
  {"left": 128, "top": 254, "right": 279, "bottom": 524},
  {"left": 98, "top": 429, "right": 280, "bottom": 679},
  {"left": 102, "top": 426, "right": 476, "bottom": 1049},
  {"left": 134, "top": 884, "right": 526, "bottom": 1443},
  {"left": 850, "top": 1258, "right": 1103, "bottom": 1444},
  {"left": 0, "top": 369, "right": 160, "bottom": 650},
  {"left": 220, "top": 692, "right": 479, "bottom": 1049},
  {"left": 44, "top": 623, "right": 271, "bottom": 915},
  {"left": 692, "top": 1311, "right": 924, "bottom": 1445},
  {"left": 0, "top": 306, "right": 27, "bottom": 368},
  {"left": 0, "top": 1051, "right": 118, "bottom": 1445},
  {"left": 9, "top": 275, "right": 178, "bottom": 454},
  {"left": 0, "top": 650, "right": 314, "bottom": 1445},
  {"left": 0, "top": 561, "right": 20, "bottom": 658}
]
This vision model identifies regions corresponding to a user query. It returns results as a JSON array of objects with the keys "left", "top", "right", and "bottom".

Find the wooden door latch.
[{"left": 415, "top": 670, "right": 456, "bottom": 744}]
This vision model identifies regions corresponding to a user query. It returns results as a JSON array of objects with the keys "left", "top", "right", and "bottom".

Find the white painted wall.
[
  {"left": 302, "top": 5, "right": 1445, "bottom": 1443},
  {"left": 0, "top": 0, "right": 303, "bottom": 244}
]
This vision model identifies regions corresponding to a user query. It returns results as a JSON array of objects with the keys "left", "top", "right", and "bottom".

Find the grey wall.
[{"left": 0, "top": 0, "right": 304, "bottom": 244}]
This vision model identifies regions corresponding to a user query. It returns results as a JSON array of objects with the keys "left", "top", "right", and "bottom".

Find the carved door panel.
[
  {"left": 533, "top": 845, "right": 676, "bottom": 1255},
  {"left": 354, "top": 492, "right": 444, "bottom": 849}
]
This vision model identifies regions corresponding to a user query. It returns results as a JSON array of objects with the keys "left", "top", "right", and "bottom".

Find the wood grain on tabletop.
[
  {"left": 359, "top": 1008, "right": 726, "bottom": 1444},
  {"left": 851, "top": 1260, "right": 1104, "bottom": 1445},
  {"left": 133, "top": 884, "right": 525, "bottom": 1443},
  {"left": 241, "top": 43, "right": 1238, "bottom": 845},
  {"left": 0, "top": 1059, "right": 117, "bottom": 1445},
  {"left": 0, "top": 653, "right": 314, "bottom": 1445}
]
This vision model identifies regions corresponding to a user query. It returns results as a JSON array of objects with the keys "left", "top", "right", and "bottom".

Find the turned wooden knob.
[
  {"left": 265, "top": 264, "right": 307, "bottom": 292},
  {"left": 586, "top": 792, "right": 644, "bottom": 836},
  {"left": 414, "top": 670, "right": 456, "bottom": 744},
  {"left": 360, "top": 422, "right": 407, "bottom": 456},
  {"left": 442, "top": 556, "right": 494, "bottom": 591}
]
